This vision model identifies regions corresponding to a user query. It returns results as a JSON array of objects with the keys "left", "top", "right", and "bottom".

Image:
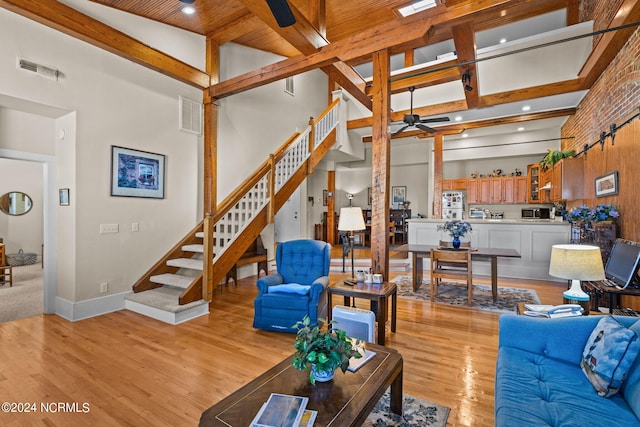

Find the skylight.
[{"left": 397, "top": 0, "right": 437, "bottom": 17}]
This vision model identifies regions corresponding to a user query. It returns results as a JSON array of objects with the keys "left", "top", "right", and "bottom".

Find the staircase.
[{"left": 125, "top": 99, "right": 341, "bottom": 324}]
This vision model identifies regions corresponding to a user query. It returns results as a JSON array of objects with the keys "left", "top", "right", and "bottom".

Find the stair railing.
[{"left": 142, "top": 99, "right": 341, "bottom": 303}]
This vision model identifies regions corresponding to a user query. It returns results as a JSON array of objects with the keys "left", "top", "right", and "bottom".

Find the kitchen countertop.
[{"left": 407, "top": 218, "right": 569, "bottom": 225}]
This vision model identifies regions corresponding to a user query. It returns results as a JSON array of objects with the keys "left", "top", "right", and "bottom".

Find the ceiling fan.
[
  {"left": 266, "top": 0, "right": 296, "bottom": 27},
  {"left": 392, "top": 87, "right": 450, "bottom": 136}
]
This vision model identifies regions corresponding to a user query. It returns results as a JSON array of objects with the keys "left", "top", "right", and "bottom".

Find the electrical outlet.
[
  {"left": 100, "top": 223, "right": 119, "bottom": 234},
  {"left": 100, "top": 282, "right": 108, "bottom": 293},
  {"left": 132, "top": 222, "right": 139, "bottom": 232}
]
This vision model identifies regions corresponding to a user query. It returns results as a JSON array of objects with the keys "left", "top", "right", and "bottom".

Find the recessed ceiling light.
[
  {"left": 522, "top": 105, "right": 531, "bottom": 111},
  {"left": 462, "top": 133, "right": 468, "bottom": 138},
  {"left": 455, "top": 116, "right": 462, "bottom": 122},
  {"left": 182, "top": 6, "right": 195, "bottom": 14},
  {"left": 397, "top": 0, "right": 437, "bottom": 17},
  {"left": 499, "top": 38, "right": 507, "bottom": 44},
  {"left": 517, "top": 127, "right": 525, "bottom": 131}
]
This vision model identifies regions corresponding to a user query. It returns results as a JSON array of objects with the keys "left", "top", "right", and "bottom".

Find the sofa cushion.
[
  {"left": 268, "top": 283, "right": 310, "bottom": 295},
  {"left": 496, "top": 346, "right": 640, "bottom": 426},
  {"left": 621, "top": 320, "right": 640, "bottom": 419},
  {"left": 580, "top": 317, "right": 640, "bottom": 397}
]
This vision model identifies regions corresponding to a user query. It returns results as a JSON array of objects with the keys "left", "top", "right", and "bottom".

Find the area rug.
[
  {"left": 363, "top": 391, "right": 450, "bottom": 427},
  {"left": 0, "top": 263, "right": 43, "bottom": 323},
  {"left": 392, "top": 276, "right": 540, "bottom": 313}
]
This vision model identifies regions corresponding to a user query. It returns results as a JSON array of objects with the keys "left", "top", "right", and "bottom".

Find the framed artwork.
[
  {"left": 595, "top": 171, "right": 618, "bottom": 197},
  {"left": 111, "top": 146, "right": 165, "bottom": 199},
  {"left": 323, "top": 190, "right": 328, "bottom": 206},
  {"left": 392, "top": 186, "right": 406, "bottom": 204},
  {"left": 367, "top": 187, "right": 372, "bottom": 206},
  {"left": 59, "top": 188, "right": 70, "bottom": 206}
]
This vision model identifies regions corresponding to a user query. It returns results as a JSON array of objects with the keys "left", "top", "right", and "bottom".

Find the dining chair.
[{"left": 430, "top": 248, "right": 473, "bottom": 305}]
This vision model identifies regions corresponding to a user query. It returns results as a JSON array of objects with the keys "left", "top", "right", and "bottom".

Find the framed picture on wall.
[
  {"left": 392, "top": 186, "right": 406, "bottom": 204},
  {"left": 111, "top": 146, "right": 165, "bottom": 199},
  {"left": 595, "top": 171, "right": 618, "bottom": 197},
  {"left": 323, "top": 190, "right": 328, "bottom": 206},
  {"left": 367, "top": 187, "right": 372, "bottom": 206}
]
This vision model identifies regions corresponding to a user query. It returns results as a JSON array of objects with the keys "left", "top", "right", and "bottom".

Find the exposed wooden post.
[
  {"left": 203, "top": 37, "right": 217, "bottom": 300},
  {"left": 370, "top": 49, "right": 391, "bottom": 279},
  {"left": 327, "top": 170, "right": 336, "bottom": 245},
  {"left": 433, "top": 134, "right": 443, "bottom": 218}
]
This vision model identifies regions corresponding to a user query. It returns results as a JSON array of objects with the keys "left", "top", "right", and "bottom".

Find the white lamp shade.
[
  {"left": 338, "top": 207, "right": 366, "bottom": 231},
  {"left": 549, "top": 244, "right": 605, "bottom": 281}
]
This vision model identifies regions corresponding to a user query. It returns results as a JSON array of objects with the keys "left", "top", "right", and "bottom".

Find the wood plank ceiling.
[
  {"left": 4, "top": 0, "right": 638, "bottom": 137},
  {"left": 83, "top": 0, "right": 584, "bottom": 135}
]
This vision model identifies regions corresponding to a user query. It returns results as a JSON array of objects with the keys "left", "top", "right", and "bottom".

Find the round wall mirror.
[{"left": 0, "top": 191, "right": 33, "bottom": 216}]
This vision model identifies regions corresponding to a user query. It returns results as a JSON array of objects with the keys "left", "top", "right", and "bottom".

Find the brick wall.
[
  {"left": 561, "top": 29, "right": 640, "bottom": 152},
  {"left": 581, "top": 0, "right": 625, "bottom": 46}
]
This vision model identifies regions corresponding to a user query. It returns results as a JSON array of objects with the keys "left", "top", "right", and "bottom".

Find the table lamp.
[
  {"left": 549, "top": 244, "right": 605, "bottom": 315},
  {"left": 338, "top": 207, "right": 366, "bottom": 280}
]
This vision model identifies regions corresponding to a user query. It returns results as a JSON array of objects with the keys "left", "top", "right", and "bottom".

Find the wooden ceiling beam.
[
  {"left": 0, "top": 0, "right": 210, "bottom": 89},
  {"left": 451, "top": 22, "right": 479, "bottom": 109},
  {"left": 211, "top": 0, "right": 522, "bottom": 99},
  {"left": 360, "top": 107, "right": 576, "bottom": 143},
  {"left": 239, "top": 0, "right": 371, "bottom": 109},
  {"left": 577, "top": 0, "right": 640, "bottom": 89},
  {"left": 349, "top": 79, "right": 583, "bottom": 130}
]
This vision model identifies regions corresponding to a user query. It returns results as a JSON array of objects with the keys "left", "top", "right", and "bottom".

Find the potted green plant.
[
  {"left": 539, "top": 149, "right": 576, "bottom": 171},
  {"left": 292, "top": 316, "right": 362, "bottom": 384}
]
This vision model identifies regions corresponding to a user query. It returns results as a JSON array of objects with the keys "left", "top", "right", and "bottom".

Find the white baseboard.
[{"left": 54, "top": 291, "right": 130, "bottom": 322}]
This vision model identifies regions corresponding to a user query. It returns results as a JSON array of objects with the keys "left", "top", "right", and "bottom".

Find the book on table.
[
  {"left": 523, "top": 304, "right": 583, "bottom": 318},
  {"left": 250, "top": 393, "right": 309, "bottom": 427}
]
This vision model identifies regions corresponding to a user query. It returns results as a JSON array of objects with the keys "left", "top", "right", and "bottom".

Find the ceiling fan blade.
[
  {"left": 392, "top": 125, "right": 410, "bottom": 136},
  {"left": 419, "top": 117, "right": 450, "bottom": 123},
  {"left": 266, "top": 0, "right": 296, "bottom": 28},
  {"left": 416, "top": 123, "right": 437, "bottom": 133}
]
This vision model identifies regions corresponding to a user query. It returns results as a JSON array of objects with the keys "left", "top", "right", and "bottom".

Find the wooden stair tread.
[{"left": 126, "top": 287, "right": 206, "bottom": 313}]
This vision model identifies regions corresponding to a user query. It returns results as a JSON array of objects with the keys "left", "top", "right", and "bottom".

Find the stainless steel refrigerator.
[{"left": 442, "top": 191, "right": 464, "bottom": 219}]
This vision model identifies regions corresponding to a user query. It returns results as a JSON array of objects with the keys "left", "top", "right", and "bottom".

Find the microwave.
[{"left": 522, "top": 208, "right": 551, "bottom": 219}]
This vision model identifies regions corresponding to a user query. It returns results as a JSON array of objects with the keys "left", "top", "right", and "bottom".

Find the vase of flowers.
[
  {"left": 438, "top": 220, "right": 472, "bottom": 249},
  {"left": 590, "top": 204, "right": 619, "bottom": 222},
  {"left": 292, "top": 316, "right": 362, "bottom": 385}
]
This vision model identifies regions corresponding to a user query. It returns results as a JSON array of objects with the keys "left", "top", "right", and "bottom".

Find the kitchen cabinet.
[
  {"left": 466, "top": 179, "right": 479, "bottom": 203},
  {"left": 550, "top": 158, "right": 583, "bottom": 202},
  {"left": 479, "top": 178, "right": 491, "bottom": 203},
  {"left": 442, "top": 179, "right": 467, "bottom": 190},
  {"left": 514, "top": 176, "right": 528, "bottom": 203},
  {"left": 527, "top": 164, "right": 547, "bottom": 203},
  {"left": 503, "top": 177, "right": 514, "bottom": 203},
  {"left": 490, "top": 177, "right": 503, "bottom": 203}
]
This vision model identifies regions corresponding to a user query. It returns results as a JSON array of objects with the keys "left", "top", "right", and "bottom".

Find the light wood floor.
[{"left": 0, "top": 249, "right": 566, "bottom": 426}]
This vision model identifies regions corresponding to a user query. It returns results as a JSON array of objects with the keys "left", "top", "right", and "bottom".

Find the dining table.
[{"left": 395, "top": 244, "right": 521, "bottom": 301}]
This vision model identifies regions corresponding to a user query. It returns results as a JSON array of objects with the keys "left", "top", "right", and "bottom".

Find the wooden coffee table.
[
  {"left": 199, "top": 343, "right": 403, "bottom": 426},
  {"left": 327, "top": 281, "right": 397, "bottom": 346}
]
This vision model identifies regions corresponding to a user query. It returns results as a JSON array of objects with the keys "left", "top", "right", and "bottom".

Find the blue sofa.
[
  {"left": 253, "top": 239, "right": 331, "bottom": 333},
  {"left": 496, "top": 315, "right": 640, "bottom": 426}
]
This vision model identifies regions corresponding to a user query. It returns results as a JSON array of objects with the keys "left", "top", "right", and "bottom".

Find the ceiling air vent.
[
  {"left": 179, "top": 96, "right": 203, "bottom": 135},
  {"left": 17, "top": 58, "right": 59, "bottom": 80}
]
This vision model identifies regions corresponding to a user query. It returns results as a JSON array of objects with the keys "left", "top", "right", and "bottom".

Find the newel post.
[{"left": 203, "top": 215, "right": 214, "bottom": 301}]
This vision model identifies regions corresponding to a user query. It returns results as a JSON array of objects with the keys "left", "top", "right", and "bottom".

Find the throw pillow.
[
  {"left": 581, "top": 316, "right": 640, "bottom": 397},
  {"left": 269, "top": 283, "right": 310, "bottom": 295}
]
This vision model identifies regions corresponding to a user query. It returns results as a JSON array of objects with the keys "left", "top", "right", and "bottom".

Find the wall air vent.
[
  {"left": 17, "top": 58, "right": 59, "bottom": 80},
  {"left": 285, "top": 76, "right": 294, "bottom": 96},
  {"left": 179, "top": 96, "right": 203, "bottom": 135}
]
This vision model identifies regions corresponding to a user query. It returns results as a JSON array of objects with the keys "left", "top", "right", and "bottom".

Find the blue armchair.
[{"left": 253, "top": 239, "right": 331, "bottom": 333}]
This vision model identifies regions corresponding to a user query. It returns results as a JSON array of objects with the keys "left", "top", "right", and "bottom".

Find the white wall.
[{"left": 0, "top": 9, "right": 201, "bottom": 304}]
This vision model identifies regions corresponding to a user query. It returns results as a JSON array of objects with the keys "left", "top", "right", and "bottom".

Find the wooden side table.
[{"left": 327, "top": 281, "right": 397, "bottom": 346}]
